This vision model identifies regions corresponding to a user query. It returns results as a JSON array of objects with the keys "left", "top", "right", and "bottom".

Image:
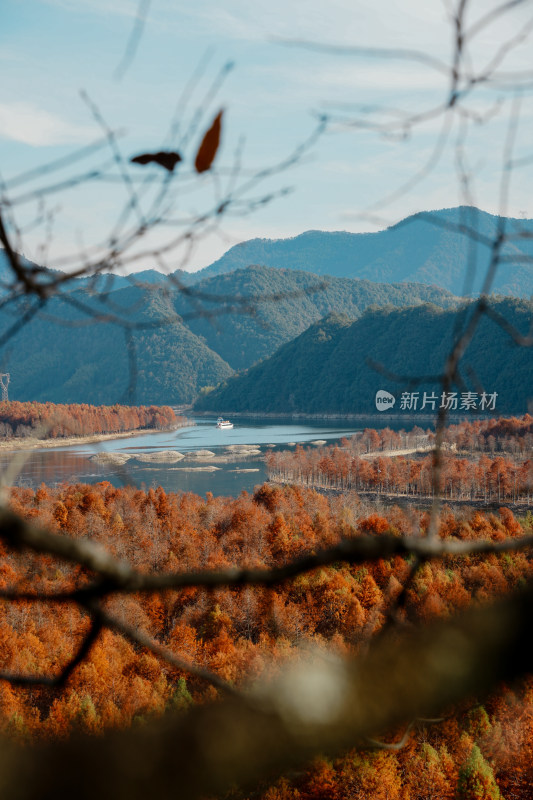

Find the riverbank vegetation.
[
  {"left": 0, "top": 401, "right": 181, "bottom": 440},
  {"left": 266, "top": 415, "right": 532, "bottom": 503},
  {"left": 341, "top": 415, "right": 533, "bottom": 457},
  {"left": 267, "top": 448, "right": 531, "bottom": 503}
]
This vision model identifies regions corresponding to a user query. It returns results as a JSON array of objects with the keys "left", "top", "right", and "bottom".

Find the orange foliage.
[
  {"left": 0, "top": 482, "right": 531, "bottom": 798},
  {"left": 0, "top": 401, "right": 180, "bottom": 439}
]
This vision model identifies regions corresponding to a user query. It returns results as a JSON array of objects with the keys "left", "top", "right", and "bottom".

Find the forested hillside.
[
  {"left": 174, "top": 265, "right": 457, "bottom": 370},
  {"left": 196, "top": 298, "right": 533, "bottom": 416},
  {"left": 0, "top": 265, "right": 456, "bottom": 404},
  {"left": 191, "top": 207, "right": 533, "bottom": 296},
  {"left": 0, "top": 287, "right": 234, "bottom": 405}
]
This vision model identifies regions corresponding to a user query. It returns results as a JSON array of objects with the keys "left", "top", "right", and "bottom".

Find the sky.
[{"left": 1, "top": 0, "right": 533, "bottom": 273}]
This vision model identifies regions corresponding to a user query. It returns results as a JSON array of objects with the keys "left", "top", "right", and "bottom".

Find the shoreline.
[
  {"left": 0, "top": 424, "right": 191, "bottom": 453},
  {"left": 193, "top": 410, "right": 499, "bottom": 424},
  {"left": 267, "top": 480, "right": 531, "bottom": 512}
]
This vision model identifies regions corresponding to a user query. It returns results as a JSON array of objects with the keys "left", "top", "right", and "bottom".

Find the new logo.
[{"left": 375, "top": 390, "right": 396, "bottom": 411}]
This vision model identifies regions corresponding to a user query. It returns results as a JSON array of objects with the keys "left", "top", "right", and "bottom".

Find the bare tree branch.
[{"left": 114, "top": 0, "right": 153, "bottom": 80}]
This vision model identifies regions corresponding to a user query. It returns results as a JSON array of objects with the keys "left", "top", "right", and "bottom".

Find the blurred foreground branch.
[{"left": 1, "top": 577, "right": 533, "bottom": 799}]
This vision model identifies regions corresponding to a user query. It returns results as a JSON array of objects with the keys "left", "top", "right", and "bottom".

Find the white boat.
[{"left": 216, "top": 417, "right": 234, "bottom": 429}]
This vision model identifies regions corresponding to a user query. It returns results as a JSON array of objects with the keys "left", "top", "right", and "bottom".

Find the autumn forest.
[
  {"left": 0, "top": 401, "right": 180, "bottom": 439},
  {"left": 0, "top": 409, "right": 531, "bottom": 798}
]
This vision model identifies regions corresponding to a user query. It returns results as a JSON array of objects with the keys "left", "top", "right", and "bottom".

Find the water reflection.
[
  {"left": 0, "top": 450, "right": 101, "bottom": 487},
  {"left": 0, "top": 416, "right": 414, "bottom": 497}
]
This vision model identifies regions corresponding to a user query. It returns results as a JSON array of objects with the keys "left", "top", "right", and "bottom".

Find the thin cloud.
[{"left": 0, "top": 101, "right": 95, "bottom": 146}]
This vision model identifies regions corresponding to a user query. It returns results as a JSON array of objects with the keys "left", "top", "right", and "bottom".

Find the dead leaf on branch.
[
  {"left": 194, "top": 109, "right": 223, "bottom": 173},
  {"left": 130, "top": 151, "right": 183, "bottom": 172}
]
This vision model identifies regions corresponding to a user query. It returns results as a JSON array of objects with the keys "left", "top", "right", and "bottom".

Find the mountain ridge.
[
  {"left": 190, "top": 206, "right": 533, "bottom": 296},
  {"left": 3, "top": 206, "right": 532, "bottom": 297}
]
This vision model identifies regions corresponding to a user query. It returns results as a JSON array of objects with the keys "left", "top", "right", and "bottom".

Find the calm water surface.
[{"left": 0, "top": 416, "right": 406, "bottom": 497}]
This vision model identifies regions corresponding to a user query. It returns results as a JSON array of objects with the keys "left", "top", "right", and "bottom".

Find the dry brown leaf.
[
  {"left": 130, "top": 151, "right": 182, "bottom": 172},
  {"left": 194, "top": 110, "right": 223, "bottom": 173}
]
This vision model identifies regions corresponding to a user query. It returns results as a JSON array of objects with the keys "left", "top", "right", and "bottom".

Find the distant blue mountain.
[
  {"left": 190, "top": 207, "right": 533, "bottom": 297},
  {"left": 0, "top": 250, "right": 193, "bottom": 295},
  {"left": 69, "top": 269, "right": 170, "bottom": 293},
  {"left": 4, "top": 207, "right": 530, "bottom": 297},
  {"left": 0, "top": 249, "right": 59, "bottom": 294}
]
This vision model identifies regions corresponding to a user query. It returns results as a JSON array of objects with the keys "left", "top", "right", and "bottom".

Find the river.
[{"left": 0, "top": 416, "right": 412, "bottom": 497}]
